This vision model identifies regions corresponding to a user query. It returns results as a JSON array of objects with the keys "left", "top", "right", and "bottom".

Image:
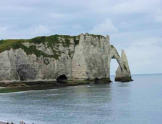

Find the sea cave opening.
[{"left": 56, "top": 74, "right": 68, "bottom": 84}]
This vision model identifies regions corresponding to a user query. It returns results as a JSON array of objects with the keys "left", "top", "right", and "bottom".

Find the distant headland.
[{"left": 0, "top": 33, "right": 132, "bottom": 93}]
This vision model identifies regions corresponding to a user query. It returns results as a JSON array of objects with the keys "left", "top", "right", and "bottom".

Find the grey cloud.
[{"left": 90, "top": 19, "right": 118, "bottom": 35}]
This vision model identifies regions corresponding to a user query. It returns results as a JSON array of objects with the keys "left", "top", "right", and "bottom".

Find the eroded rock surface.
[
  {"left": 0, "top": 33, "right": 132, "bottom": 83},
  {"left": 115, "top": 50, "right": 133, "bottom": 82}
]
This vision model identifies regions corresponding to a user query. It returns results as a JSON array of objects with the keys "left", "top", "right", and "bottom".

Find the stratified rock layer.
[{"left": 0, "top": 33, "right": 132, "bottom": 83}]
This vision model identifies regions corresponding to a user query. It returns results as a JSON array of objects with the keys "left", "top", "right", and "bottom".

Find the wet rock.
[{"left": 94, "top": 78, "right": 111, "bottom": 84}]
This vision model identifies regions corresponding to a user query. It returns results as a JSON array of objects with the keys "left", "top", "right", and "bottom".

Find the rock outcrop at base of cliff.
[
  {"left": 0, "top": 33, "right": 132, "bottom": 83},
  {"left": 115, "top": 50, "right": 133, "bottom": 82}
]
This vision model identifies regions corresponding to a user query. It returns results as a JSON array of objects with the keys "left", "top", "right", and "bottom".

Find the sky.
[{"left": 0, "top": 0, "right": 162, "bottom": 75}]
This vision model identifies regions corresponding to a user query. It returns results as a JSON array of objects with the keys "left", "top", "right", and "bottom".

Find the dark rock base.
[
  {"left": 115, "top": 77, "right": 133, "bottom": 82},
  {"left": 94, "top": 78, "right": 111, "bottom": 84},
  {"left": 0, "top": 78, "right": 112, "bottom": 93}
]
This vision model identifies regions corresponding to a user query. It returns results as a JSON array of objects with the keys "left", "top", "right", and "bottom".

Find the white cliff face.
[
  {"left": 0, "top": 37, "right": 75, "bottom": 81},
  {"left": 72, "top": 34, "right": 111, "bottom": 80},
  {"left": 0, "top": 34, "right": 132, "bottom": 82},
  {"left": 0, "top": 51, "right": 14, "bottom": 81},
  {"left": 115, "top": 50, "right": 132, "bottom": 82}
]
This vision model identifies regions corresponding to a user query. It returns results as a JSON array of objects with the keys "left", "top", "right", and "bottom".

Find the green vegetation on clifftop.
[{"left": 0, "top": 35, "right": 80, "bottom": 59}]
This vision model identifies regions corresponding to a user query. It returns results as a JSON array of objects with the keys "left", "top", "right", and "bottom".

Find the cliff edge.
[{"left": 0, "top": 33, "right": 132, "bottom": 83}]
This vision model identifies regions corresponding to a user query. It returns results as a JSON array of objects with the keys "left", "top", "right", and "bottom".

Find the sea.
[{"left": 0, "top": 74, "right": 162, "bottom": 124}]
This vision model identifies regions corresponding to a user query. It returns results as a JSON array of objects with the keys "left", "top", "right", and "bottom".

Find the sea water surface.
[{"left": 0, "top": 74, "right": 162, "bottom": 124}]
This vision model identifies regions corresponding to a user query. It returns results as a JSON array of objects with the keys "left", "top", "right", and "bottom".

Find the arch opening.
[{"left": 110, "top": 59, "right": 119, "bottom": 82}]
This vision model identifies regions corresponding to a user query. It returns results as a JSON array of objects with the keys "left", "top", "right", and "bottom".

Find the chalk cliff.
[
  {"left": 0, "top": 33, "right": 132, "bottom": 83},
  {"left": 115, "top": 50, "right": 132, "bottom": 82}
]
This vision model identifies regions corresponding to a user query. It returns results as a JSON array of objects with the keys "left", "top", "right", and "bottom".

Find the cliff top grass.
[
  {"left": 87, "top": 33, "right": 105, "bottom": 39},
  {"left": 0, "top": 33, "right": 105, "bottom": 59},
  {"left": 0, "top": 34, "right": 79, "bottom": 53},
  {"left": 0, "top": 34, "right": 80, "bottom": 59},
  {"left": 0, "top": 33, "right": 105, "bottom": 53}
]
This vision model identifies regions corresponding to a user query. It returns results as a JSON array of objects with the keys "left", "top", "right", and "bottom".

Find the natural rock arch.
[
  {"left": 0, "top": 33, "right": 132, "bottom": 83},
  {"left": 115, "top": 50, "right": 133, "bottom": 82},
  {"left": 110, "top": 45, "right": 132, "bottom": 82}
]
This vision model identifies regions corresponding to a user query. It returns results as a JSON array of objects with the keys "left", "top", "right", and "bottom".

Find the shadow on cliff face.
[
  {"left": 56, "top": 74, "right": 67, "bottom": 84},
  {"left": 16, "top": 64, "right": 37, "bottom": 81}
]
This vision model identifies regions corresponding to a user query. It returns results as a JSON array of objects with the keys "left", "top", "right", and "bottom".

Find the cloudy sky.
[{"left": 0, "top": 0, "right": 162, "bottom": 75}]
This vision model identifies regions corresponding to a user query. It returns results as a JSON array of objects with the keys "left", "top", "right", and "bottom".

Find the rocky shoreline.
[{"left": 0, "top": 78, "right": 112, "bottom": 93}]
